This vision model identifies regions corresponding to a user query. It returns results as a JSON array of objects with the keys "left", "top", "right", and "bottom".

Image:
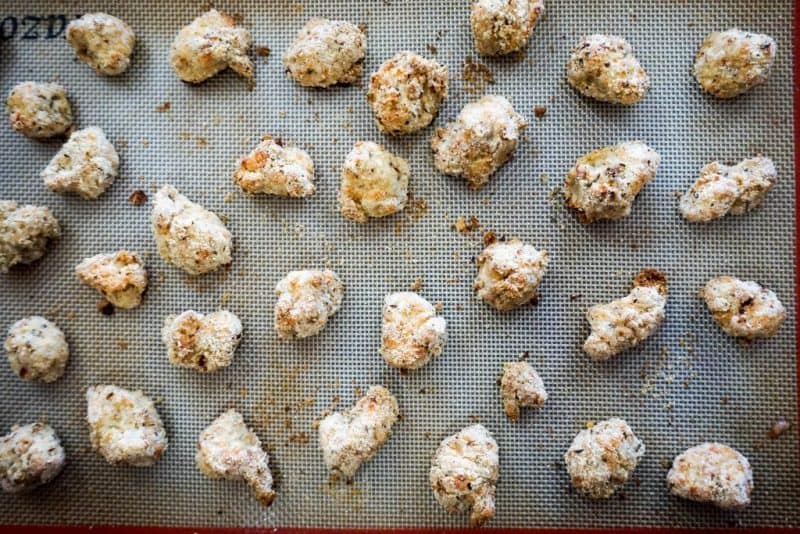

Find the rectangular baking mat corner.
[{"left": 0, "top": 0, "right": 797, "bottom": 530}]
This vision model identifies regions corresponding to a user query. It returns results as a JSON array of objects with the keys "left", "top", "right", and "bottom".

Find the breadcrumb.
[
  {"left": 431, "top": 95, "right": 526, "bottom": 189},
  {"left": 274, "top": 269, "right": 344, "bottom": 339},
  {"left": 234, "top": 135, "right": 315, "bottom": 197},
  {"left": 567, "top": 34, "right": 649, "bottom": 105},
  {"left": 5, "top": 316, "right": 69, "bottom": 382},
  {"left": 0, "top": 201, "right": 60, "bottom": 273},
  {"left": 75, "top": 251, "right": 147, "bottom": 309},
  {"left": 0, "top": 423, "right": 65, "bottom": 493},
  {"left": 170, "top": 9, "right": 254, "bottom": 84},
  {"left": 339, "top": 141, "right": 409, "bottom": 223},
  {"left": 66, "top": 13, "right": 136, "bottom": 76},
  {"left": 694, "top": 29, "right": 776, "bottom": 99},
  {"left": 284, "top": 18, "right": 366, "bottom": 87},
  {"left": 162, "top": 310, "right": 242, "bottom": 372},
  {"left": 701, "top": 276, "right": 785, "bottom": 339},
  {"left": 499, "top": 360, "right": 547, "bottom": 420},
  {"left": 430, "top": 424, "right": 499, "bottom": 526},
  {"left": 679, "top": 156, "right": 776, "bottom": 222},
  {"left": 474, "top": 239, "right": 548, "bottom": 311},
  {"left": 667, "top": 443, "right": 752, "bottom": 509},
  {"left": 583, "top": 269, "right": 667, "bottom": 360},
  {"left": 197, "top": 409, "right": 275, "bottom": 506},
  {"left": 380, "top": 292, "right": 447, "bottom": 370},
  {"left": 318, "top": 385, "right": 399, "bottom": 478},
  {"left": 6, "top": 82, "right": 73, "bottom": 138},
  {"left": 471, "top": 0, "right": 544, "bottom": 56},
  {"left": 41, "top": 127, "right": 119, "bottom": 199},
  {"left": 564, "top": 418, "right": 644, "bottom": 499},
  {"left": 367, "top": 51, "right": 448, "bottom": 135},
  {"left": 152, "top": 185, "right": 233, "bottom": 275},
  {"left": 564, "top": 141, "right": 660, "bottom": 223},
  {"left": 86, "top": 385, "right": 168, "bottom": 466}
]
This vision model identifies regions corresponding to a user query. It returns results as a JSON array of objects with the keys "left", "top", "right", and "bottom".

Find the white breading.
[
  {"left": 429, "top": 424, "right": 499, "bottom": 527},
  {"left": 6, "top": 81, "right": 73, "bottom": 138},
  {"left": 151, "top": 185, "right": 233, "bottom": 275},
  {"left": 471, "top": 0, "right": 544, "bottom": 56},
  {"left": 679, "top": 156, "right": 777, "bottom": 223},
  {"left": 366, "top": 51, "right": 448, "bottom": 135},
  {"left": 75, "top": 251, "right": 147, "bottom": 309},
  {"left": 284, "top": 18, "right": 366, "bottom": 87},
  {"left": 667, "top": 443, "right": 753, "bottom": 509},
  {"left": 564, "top": 418, "right": 644, "bottom": 499},
  {"left": 170, "top": 9, "right": 253, "bottom": 84},
  {"left": 694, "top": 29, "right": 777, "bottom": 99},
  {"left": 318, "top": 385, "right": 399, "bottom": 479},
  {"left": 274, "top": 269, "right": 344, "bottom": 340},
  {"left": 41, "top": 127, "right": 119, "bottom": 199},
  {"left": 0, "top": 423, "right": 65, "bottom": 493},
  {"left": 474, "top": 239, "right": 549, "bottom": 311},
  {"left": 86, "top": 385, "right": 167, "bottom": 467},
  {"left": 566, "top": 34, "right": 649, "bottom": 105},
  {"left": 499, "top": 360, "right": 547, "bottom": 421},
  {"left": 233, "top": 135, "right": 315, "bottom": 197},
  {"left": 701, "top": 276, "right": 785, "bottom": 339},
  {"left": 196, "top": 409, "right": 275, "bottom": 506},
  {"left": 66, "top": 13, "right": 136, "bottom": 76},
  {"left": 583, "top": 269, "right": 667, "bottom": 361},
  {"left": 0, "top": 201, "right": 60, "bottom": 273},
  {"left": 5, "top": 316, "right": 68, "bottom": 383},
  {"left": 162, "top": 310, "right": 242, "bottom": 373},
  {"left": 380, "top": 292, "right": 447, "bottom": 370},
  {"left": 431, "top": 95, "right": 527, "bottom": 189},
  {"left": 339, "top": 141, "right": 409, "bottom": 223},
  {"left": 564, "top": 141, "right": 660, "bottom": 223}
]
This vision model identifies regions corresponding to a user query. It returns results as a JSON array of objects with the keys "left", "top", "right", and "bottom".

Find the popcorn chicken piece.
[
  {"left": 474, "top": 239, "right": 548, "bottom": 311},
  {"left": 0, "top": 201, "right": 60, "bottom": 273},
  {"left": 151, "top": 185, "right": 233, "bottom": 275},
  {"left": 471, "top": 0, "right": 544, "bottom": 56},
  {"left": 162, "top": 310, "right": 242, "bottom": 373},
  {"left": 679, "top": 156, "right": 776, "bottom": 223},
  {"left": 431, "top": 95, "right": 526, "bottom": 189},
  {"left": 567, "top": 34, "right": 649, "bottom": 105},
  {"left": 274, "top": 269, "right": 344, "bottom": 339},
  {"left": 583, "top": 269, "right": 667, "bottom": 360},
  {"left": 0, "top": 423, "right": 65, "bottom": 493},
  {"left": 233, "top": 135, "right": 315, "bottom": 197},
  {"left": 6, "top": 82, "right": 73, "bottom": 138},
  {"left": 41, "top": 127, "right": 119, "bottom": 199},
  {"left": 694, "top": 29, "right": 776, "bottom": 99},
  {"left": 564, "top": 141, "right": 660, "bottom": 223},
  {"left": 499, "top": 360, "right": 547, "bottom": 421},
  {"left": 197, "top": 409, "right": 275, "bottom": 506},
  {"left": 339, "top": 141, "right": 409, "bottom": 223},
  {"left": 75, "top": 251, "right": 147, "bottom": 309},
  {"left": 86, "top": 385, "right": 167, "bottom": 467},
  {"left": 66, "top": 13, "right": 135, "bottom": 76},
  {"left": 564, "top": 418, "right": 644, "bottom": 499},
  {"left": 318, "top": 385, "right": 399, "bottom": 479},
  {"left": 170, "top": 9, "right": 253, "bottom": 84},
  {"left": 430, "top": 424, "right": 499, "bottom": 527},
  {"left": 380, "top": 292, "right": 447, "bottom": 370},
  {"left": 701, "top": 276, "right": 785, "bottom": 339},
  {"left": 667, "top": 443, "right": 753, "bottom": 509},
  {"left": 367, "top": 51, "right": 448, "bottom": 135},
  {"left": 5, "top": 316, "right": 68, "bottom": 382},
  {"left": 284, "top": 18, "right": 366, "bottom": 87}
]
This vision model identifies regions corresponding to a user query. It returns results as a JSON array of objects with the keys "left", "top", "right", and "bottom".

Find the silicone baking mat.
[{"left": 0, "top": 0, "right": 797, "bottom": 529}]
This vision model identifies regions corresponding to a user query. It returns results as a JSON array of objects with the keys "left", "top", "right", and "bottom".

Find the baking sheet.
[{"left": 0, "top": 0, "right": 797, "bottom": 528}]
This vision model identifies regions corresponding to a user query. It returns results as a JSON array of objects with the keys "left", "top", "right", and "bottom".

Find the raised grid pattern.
[{"left": 0, "top": 0, "right": 797, "bottom": 528}]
